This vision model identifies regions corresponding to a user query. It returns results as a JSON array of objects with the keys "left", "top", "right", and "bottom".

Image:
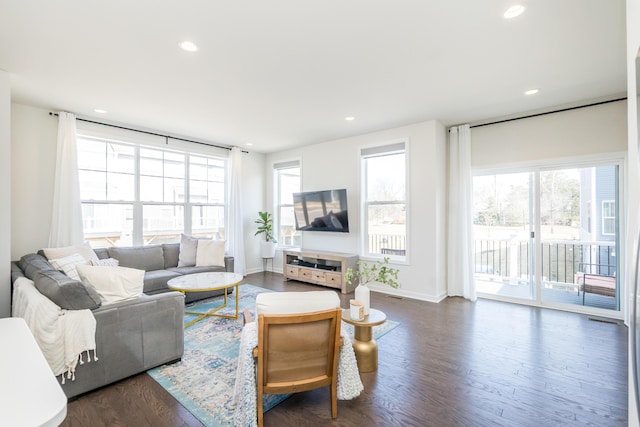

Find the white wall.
[
  {"left": 627, "top": 0, "right": 640, "bottom": 424},
  {"left": 266, "top": 119, "right": 448, "bottom": 302},
  {"left": 0, "top": 71, "right": 11, "bottom": 317},
  {"left": 471, "top": 99, "right": 627, "bottom": 167},
  {"left": 10, "top": 104, "right": 57, "bottom": 259},
  {"left": 9, "top": 103, "right": 265, "bottom": 278}
]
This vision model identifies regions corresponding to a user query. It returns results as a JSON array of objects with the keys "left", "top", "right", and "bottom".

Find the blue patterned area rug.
[{"left": 148, "top": 284, "right": 399, "bottom": 427}]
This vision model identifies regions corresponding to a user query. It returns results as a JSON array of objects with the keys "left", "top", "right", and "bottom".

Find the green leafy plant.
[
  {"left": 254, "top": 211, "right": 277, "bottom": 243},
  {"left": 345, "top": 257, "right": 400, "bottom": 288}
]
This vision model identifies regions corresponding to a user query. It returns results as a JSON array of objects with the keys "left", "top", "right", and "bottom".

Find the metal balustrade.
[{"left": 474, "top": 238, "right": 617, "bottom": 304}]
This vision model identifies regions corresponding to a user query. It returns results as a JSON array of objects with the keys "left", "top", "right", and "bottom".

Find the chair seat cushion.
[{"left": 256, "top": 291, "right": 340, "bottom": 315}]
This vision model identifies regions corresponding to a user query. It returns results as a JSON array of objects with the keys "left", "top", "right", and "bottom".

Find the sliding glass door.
[
  {"left": 473, "top": 163, "right": 620, "bottom": 313},
  {"left": 473, "top": 172, "right": 534, "bottom": 301}
]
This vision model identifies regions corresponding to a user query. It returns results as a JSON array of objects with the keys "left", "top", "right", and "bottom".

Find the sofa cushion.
[
  {"left": 49, "top": 253, "right": 90, "bottom": 281},
  {"left": 195, "top": 240, "right": 226, "bottom": 267},
  {"left": 93, "top": 248, "right": 110, "bottom": 260},
  {"left": 19, "top": 253, "right": 56, "bottom": 280},
  {"left": 162, "top": 243, "right": 180, "bottom": 269},
  {"left": 33, "top": 270, "right": 102, "bottom": 310},
  {"left": 91, "top": 258, "right": 119, "bottom": 267},
  {"left": 143, "top": 270, "right": 182, "bottom": 294},
  {"left": 256, "top": 291, "right": 340, "bottom": 315},
  {"left": 108, "top": 245, "right": 165, "bottom": 271},
  {"left": 42, "top": 242, "right": 100, "bottom": 263},
  {"left": 178, "top": 234, "right": 201, "bottom": 267},
  {"left": 168, "top": 265, "right": 227, "bottom": 275},
  {"left": 76, "top": 265, "right": 145, "bottom": 305}
]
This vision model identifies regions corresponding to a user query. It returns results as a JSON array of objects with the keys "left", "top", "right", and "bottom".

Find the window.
[
  {"left": 602, "top": 200, "right": 615, "bottom": 235},
  {"left": 361, "top": 142, "right": 407, "bottom": 259},
  {"left": 77, "top": 135, "right": 226, "bottom": 247},
  {"left": 274, "top": 161, "right": 301, "bottom": 247}
]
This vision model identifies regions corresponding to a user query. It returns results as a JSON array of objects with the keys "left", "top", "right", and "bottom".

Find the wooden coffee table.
[
  {"left": 341, "top": 308, "right": 387, "bottom": 372},
  {"left": 168, "top": 272, "right": 243, "bottom": 327}
]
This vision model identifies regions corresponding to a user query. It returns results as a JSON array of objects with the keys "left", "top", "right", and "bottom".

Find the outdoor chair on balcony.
[
  {"left": 575, "top": 272, "right": 616, "bottom": 305},
  {"left": 380, "top": 248, "right": 406, "bottom": 256}
]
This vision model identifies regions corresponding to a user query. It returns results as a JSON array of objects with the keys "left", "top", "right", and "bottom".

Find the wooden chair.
[{"left": 247, "top": 306, "right": 342, "bottom": 427}]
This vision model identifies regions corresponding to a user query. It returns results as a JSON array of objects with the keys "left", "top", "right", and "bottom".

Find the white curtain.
[
  {"left": 48, "top": 112, "right": 84, "bottom": 247},
  {"left": 447, "top": 124, "right": 476, "bottom": 301},
  {"left": 227, "top": 146, "right": 246, "bottom": 275}
]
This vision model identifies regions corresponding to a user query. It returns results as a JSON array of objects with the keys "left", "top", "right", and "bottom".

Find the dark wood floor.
[{"left": 61, "top": 272, "right": 628, "bottom": 427}]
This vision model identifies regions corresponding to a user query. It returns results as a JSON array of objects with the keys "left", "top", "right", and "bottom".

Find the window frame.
[
  {"left": 602, "top": 199, "right": 616, "bottom": 236},
  {"left": 360, "top": 140, "right": 408, "bottom": 261},
  {"left": 77, "top": 133, "right": 227, "bottom": 247},
  {"left": 273, "top": 160, "right": 301, "bottom": 248}
]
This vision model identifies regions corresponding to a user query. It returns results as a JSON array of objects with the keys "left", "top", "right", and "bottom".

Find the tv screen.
[{"left": 293, "top": 189, "right": 349, "bottom": 232}]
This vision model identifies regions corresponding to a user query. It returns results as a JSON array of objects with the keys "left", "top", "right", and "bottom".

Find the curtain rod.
[
  {"left": 450, "top": 97, "right": 627, "bottom": 131},
  {"left": 49, "top": 112, "right": 248, "bottom": 153}
]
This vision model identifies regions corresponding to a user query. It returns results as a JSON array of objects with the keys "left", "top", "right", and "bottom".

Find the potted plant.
[
  {"left": 345, "top": 257, "right": 400, "bottom": 315},
  {"left": 255, "top": 211, "right": 277, "bottom": 258}
]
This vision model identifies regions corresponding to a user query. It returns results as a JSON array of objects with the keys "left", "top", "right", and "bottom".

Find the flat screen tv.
[{"left": 293, "top": 189, "right": 349, "bottom": 232}]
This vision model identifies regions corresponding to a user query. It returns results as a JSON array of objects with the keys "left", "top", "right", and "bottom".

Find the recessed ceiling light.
[
  {"left": 94, "top": 108, "right": 108, "bottom": 114},
  {"left": 179, "top": 41, "right": 199, "bottom": 52},
  {"left": 345, "top": 116, "right": 355, "bottom": 121},
  {"left": 504, "top": 5, "right": 525, "bottom": 19},
  {"left": 525, "top": 88, "right": 539, "bottom": 95},
  {"left": 246, "top": 142, "right": 253, "bottom": 146}
]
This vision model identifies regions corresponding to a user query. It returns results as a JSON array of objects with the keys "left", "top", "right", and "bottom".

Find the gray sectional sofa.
[{"left": 11, "top": 242, "right": 235, "bottom": 398}]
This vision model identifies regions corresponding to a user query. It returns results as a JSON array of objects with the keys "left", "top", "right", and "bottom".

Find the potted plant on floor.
[
  {"left": 255, "top": 211, "right": 277, "bottom": 258},
  {"left": 345, "top": 257, "right": 400, "bottom": 315}
]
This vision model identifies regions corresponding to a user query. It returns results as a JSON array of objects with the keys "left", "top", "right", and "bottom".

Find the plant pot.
[
  {"left": 260, "top": 241, "right": 276, "bottom": 258},
  {"left": 355, "top": 284, "right": 370, "bottom": 315}
]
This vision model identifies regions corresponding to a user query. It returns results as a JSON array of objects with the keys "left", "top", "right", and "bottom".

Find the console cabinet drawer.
[
  {"left": 286, "top": 265, "right": 299, "bottom": 278},
  {"left": 299, "top": 268, "right": 313, "bottom": 281},
  {"left": 312, "top": 271, "right": 327, "bottom": 282},
  {"left": 326, "top": 272, "right": 342, "bottom": 286}
]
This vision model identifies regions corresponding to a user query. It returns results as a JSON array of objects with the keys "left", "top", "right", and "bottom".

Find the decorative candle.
[{"left": 350, "top": 299, "right": 364, "bottom": 320}]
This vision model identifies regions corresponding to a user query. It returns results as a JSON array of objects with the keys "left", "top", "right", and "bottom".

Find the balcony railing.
[
  {"left": 369, "top": 234, "right": 406, "bottom": 255},
  {"left": 474, "top": 238, "right": 616, "bottom": 291}
]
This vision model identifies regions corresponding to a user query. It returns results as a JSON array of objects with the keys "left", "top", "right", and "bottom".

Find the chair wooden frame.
[{"left": 252, "top": 307, "right": 342, "bottom": 427}]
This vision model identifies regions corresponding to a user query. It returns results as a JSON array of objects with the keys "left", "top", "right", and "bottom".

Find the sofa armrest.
[
  {"left": 61, "top": 291, "right": 185, "bottom": 398},
  {"left": 225, "top": 256, "right": 235, "bottom": 272}
]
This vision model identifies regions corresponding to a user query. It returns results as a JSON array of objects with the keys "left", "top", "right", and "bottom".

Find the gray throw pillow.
[
  {"left": 19, "top": 253, "right": 56, "bottom": 280},
  {"left": 34, "top": 270, "right": 102, "bottom": 310}
]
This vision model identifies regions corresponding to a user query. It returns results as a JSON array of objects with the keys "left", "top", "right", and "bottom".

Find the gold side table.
[{"left": 341, "top": 308, "right": 386, "bottom": 372}]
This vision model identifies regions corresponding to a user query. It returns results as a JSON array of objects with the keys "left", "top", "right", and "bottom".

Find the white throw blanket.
[
  {"left": 12, "top": 277, "right": 97, "bottom": 383},
  {"left": 232, "top": 321, "right": 363, "bottom": 427}
]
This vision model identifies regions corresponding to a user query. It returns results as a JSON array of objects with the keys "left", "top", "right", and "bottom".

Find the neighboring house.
[{"left": 579, "top": 165, "right": 617, "bottom": 277}]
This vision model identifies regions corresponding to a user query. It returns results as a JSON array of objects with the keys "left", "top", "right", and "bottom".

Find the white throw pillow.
[
  {"left": 178, "top": 234, "right": 210, "bottom": 267},
  {"left": 195, "top": 239, "right": 226, "bottom": 267},
  {"left": 91, "top": 258, "right": 120, "bottom": 267},
  {"left": 49, "top": 253, "right": 89, "bottom": 281},
  {"left": 76, "top": 264, "right": 144, "bottom": 305},
  {"left": 43, "top": 242, "right": 100, "bottom": 263}
]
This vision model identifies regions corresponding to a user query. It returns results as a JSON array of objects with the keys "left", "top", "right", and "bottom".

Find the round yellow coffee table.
[
  {"left": 168, "top": 272, "right": 243, "bottom": 327},
  {"left": 341, "top": 307, "right": 386, "bottom": 372}
]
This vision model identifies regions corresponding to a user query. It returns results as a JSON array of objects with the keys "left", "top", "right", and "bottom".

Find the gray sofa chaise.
[{"left": 11, "top": 242, "right": 236, "bottom": 398}]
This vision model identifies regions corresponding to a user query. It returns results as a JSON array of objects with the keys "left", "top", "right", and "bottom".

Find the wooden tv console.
[{"left": 283, "top": 248, "right": 358, "bottom": 294}]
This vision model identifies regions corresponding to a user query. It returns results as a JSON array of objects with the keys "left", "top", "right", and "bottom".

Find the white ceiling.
[{"left": 0, "top": 1, "right": 627, "bottom": 153}]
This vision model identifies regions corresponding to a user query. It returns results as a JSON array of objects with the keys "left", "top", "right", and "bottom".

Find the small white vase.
[{"left": 355, "top": 284, "right": 370, "bottom": 315}]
